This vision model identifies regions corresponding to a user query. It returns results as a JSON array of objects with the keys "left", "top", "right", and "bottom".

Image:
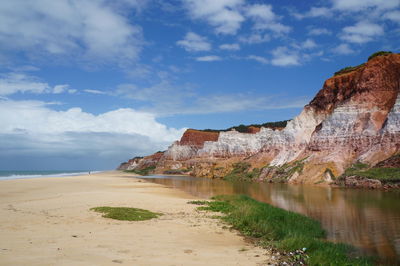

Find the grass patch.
[
  {"left": 187, "top": 200, "right": 209, "bottom": 205},
  {"left": 197, "top": 195, "right": 373, "bottom": 265},
  {"left": 124, "top": 165, "right": 156, "bottom": 176},
  {"left": 340, "top": 162, "right": 400, "bottom": 183},
  {"left": 223, "top": 162, "right": 261, "bottom": 181},
  {"left": 264, "top": 158, "right": 306, "bottom": 182},
  {"left": 91, "top": 206, "right": 162, "bottom": 221}
]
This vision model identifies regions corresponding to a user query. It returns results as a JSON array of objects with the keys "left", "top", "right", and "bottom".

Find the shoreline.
[{"left": 0, "top": 171, "right": 275, "bottom": 265}]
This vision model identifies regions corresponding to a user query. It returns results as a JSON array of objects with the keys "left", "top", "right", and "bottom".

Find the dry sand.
[{"left": 0, "top": 171, "right": 273, "bottom": 265}]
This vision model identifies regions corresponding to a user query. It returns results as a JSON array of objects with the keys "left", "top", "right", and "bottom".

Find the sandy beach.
[{"left": 0, "top": 171, "right": 272, "bottom": 266}]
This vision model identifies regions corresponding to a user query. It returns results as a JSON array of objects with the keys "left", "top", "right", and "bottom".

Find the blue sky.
[{"left": 0, "top": 0, "right": 399, "bottom": 170}]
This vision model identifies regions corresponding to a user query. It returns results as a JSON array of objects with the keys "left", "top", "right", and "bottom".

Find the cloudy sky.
[{"left": 0, "top": 0, "right": 399, "bottom": 170}]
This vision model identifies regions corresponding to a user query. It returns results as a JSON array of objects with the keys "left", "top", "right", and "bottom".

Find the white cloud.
[
  {"left": 332, "top": 0, "right": 400, "bottom": 11},
  {"left": 0, "top": 99, "right": 183, "bottom": 142},
  {"left": 53, "top": 84, "right": 69, "bottom": 94},
  {"left": 0, "top": 72, "right": 49, "bottom": 95},
  {"left": 340, "top": 21, "right": 384, "bottom": 43},
  {"left": 271, "top": 47, "right": 300, "bottom": 66},
  {"left": 195, "top": 56, "right": 222, "bottom": 62},
  {"left": 301, "top": 39, "right": 317, "bottom": 49},
  {"left": 245, "top": 4, "right": 276, "bottom": 22},
  {"left": 0, "top": 72, "right": 73, "bottom": 96},
  {"left": 294, "top": 7, "right": 332, "bottom": 19},
  {"left": 84, "top": 89, "right": 108, "bottom": 95},
  {"left": 246, "top": 55, "right": 268, "bottom": 64},
  {"left": 239, "top": 33, "right": 270, "bottom": 44},
  {"left": 0, "top": 0, "right": 143, "bottom": 64},
  {"left": 384, "top": 10, "right": 400, "bottom": 23},
  {"left": 308, "top": 28, "right": 332, "bottom": 36},
  {"left": 176, "top": 32, "right": 212, "bottom": 52},
  {"left": 219, "top": 43, "right": 240, "bottom": 50},
  {"left": 245, "top": 4, "right": 290, "bottom": 34},
  {"left": 0, "top": 98, "right": 185, "bottom": 169},
  {"left": 182, "top": 0, "right": 245, "bottom": 35},
  {"left": 332, "top": 43, "right": 355, "bottom": 54}
]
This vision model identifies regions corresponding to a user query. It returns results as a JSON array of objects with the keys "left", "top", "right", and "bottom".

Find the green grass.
[
  {"left": 124, "top": 165, "right": 156, "bottom": 176},
  {"left": 264, "top": 158, "right": 306, "bottom": 182},
  {"left": 223, "top": 162, "right": 260, "bottom": 181},
  {"left": 91, "top": 206, "right": 162, "bottom": 221},
  {"left": 340, "top": 162, "right": 400, "bottom": 183},
  {"left": 191, "top": 195, "right": 373, "bottom": 265},
  {"left": 187, "top": 200, "right": 210, "bottom": 205}
]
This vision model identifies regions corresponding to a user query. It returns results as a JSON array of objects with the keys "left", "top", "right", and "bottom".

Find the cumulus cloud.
[
  {"left": 176, "top": 32, "right": 212, "bottom": 52},
  {"left": 0, "top": 99, "right": 185, "bottom": 169},
  {"left": 219, "top": 43, "right": 240, "bottom": 50},
  {"left": 0, "top": 72, "right": 74, "bottom": 96},
  {"left": 195, "top": 55, "right": 222, "bottom": 62},
  {"left": 293, "top": 7, "right": 332, "bottom": 19},
  {"left": 182, "top": 0, "right": 245, "bottom": 35},
  {"left": 245, "top": 4, "right": 290, "bottom": 34},
  {"left": 0, "top": 0, "right": 143, "bottom": 65},
  {"left": 271, "top": 47, "right": 300, "bottom": 66},
  {"left": 384, "top": 10, "right": 400, "bottom": 23},
  {"left": 332, "top": 43, "right": 355, "bottom": 55},
  {"left": 301, "top": 39, "right": 317, "bottom": 49},
  {"left": 340, "top": 21, "right": 384, "bottom": 43}
]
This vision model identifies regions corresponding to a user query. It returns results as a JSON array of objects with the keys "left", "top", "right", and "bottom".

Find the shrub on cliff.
[
  {"left": 367, "top": 51, "right": 392, "bottom": 61},
  {"left": 224, "top": 162, "right": 260, "bottom": 181},
  {"left": 334, "top": 64, "right": 365, "bottom": 76}
]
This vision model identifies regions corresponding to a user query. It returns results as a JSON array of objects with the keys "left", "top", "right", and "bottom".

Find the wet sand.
[{"left": 0, "top": 171, "right": 272, "bottom": 265}]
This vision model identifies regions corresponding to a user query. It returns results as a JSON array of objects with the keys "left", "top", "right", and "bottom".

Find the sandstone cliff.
[{"left": 120, "top": 53, "right": 400, "bottom": 185}]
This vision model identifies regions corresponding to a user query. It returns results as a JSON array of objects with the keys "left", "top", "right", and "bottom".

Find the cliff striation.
[{"left": 119, "top": 53, "right": 400, "bottom": 186}]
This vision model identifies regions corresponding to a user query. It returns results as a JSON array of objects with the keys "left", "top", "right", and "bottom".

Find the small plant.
[
  {"left": 368, "top": 51, "right": 392, "bottom": 61},
  {"left": 187, "top": 200, "right": 209, "bottom": 205},
  {"left": 91, "top": 206, "right": 161, "bottom": 221}
]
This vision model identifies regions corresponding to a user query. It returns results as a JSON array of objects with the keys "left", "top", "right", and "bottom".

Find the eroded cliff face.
[{"left": 121, "top": 53, "right": 400, "bottom": 184}]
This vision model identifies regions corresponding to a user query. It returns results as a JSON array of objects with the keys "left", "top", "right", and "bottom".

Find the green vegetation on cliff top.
[
  {"left": 334, "top": 51, "right": 394, "bottom": 76},
  {"left": 202, "top": 120, "right": 290, "bottom": 133},
  {"left": 191, "top": 195, "right": 373, "bottom": 265}
]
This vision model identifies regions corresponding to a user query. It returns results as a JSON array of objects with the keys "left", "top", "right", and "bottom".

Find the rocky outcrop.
[
  {"left": 120, "top": 53, "right": 400, "bottom": 185},
  {"left": 117, "top": 156, "right": 143, "bottom": 170}
]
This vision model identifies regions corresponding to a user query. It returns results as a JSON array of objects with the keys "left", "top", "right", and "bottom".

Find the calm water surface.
[{"left": 139, "top": 175, "right": 400, "bottom": 264}]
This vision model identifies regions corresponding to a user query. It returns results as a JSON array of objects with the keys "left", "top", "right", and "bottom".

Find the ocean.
[{"left": 0, "top": 170, "right": 99, "bottom": 181}]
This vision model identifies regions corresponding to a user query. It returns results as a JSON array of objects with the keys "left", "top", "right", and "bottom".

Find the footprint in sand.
[{"left": 184, "top": 249, "right": 193, "bottom": 254}]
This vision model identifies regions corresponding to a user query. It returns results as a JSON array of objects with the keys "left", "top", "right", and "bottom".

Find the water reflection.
[{"left": 140, "top": 175, "right": 400, "bottom": 263}]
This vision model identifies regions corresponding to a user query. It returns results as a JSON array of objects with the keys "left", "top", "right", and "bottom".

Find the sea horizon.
[{"left": 0, "top": 170, "right": 104, "bottom": 181}]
